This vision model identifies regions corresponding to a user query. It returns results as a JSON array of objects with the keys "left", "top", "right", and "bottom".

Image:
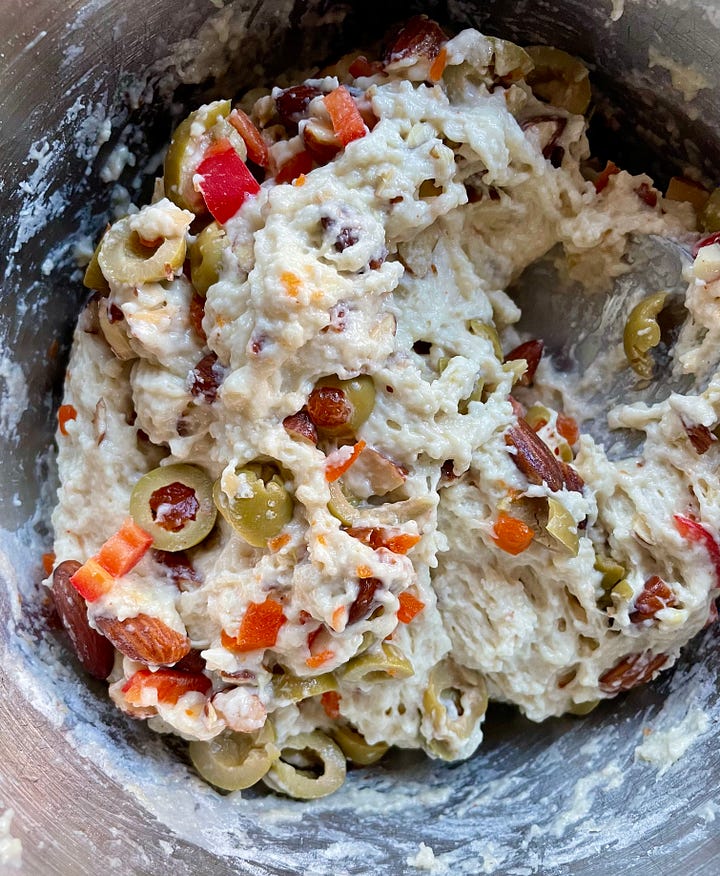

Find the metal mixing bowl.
[{"left": 2, "top": 1, "right": 720, "bottom": 873}]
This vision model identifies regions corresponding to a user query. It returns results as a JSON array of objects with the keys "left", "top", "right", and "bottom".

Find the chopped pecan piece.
[
  {"left": 283, "top": 409, "right": 319, "bottom": 445},
  {"left": 189, "top": 352, "right": 224, "bottom": 404},
  {"left": 629, "top": 575, "right": 678, "bottom": 623},
  {"left": 275, "top": 84, "right": 322, "bottom": 128},
  {"left": 348, "top": 577, "right": 382, "bottom": 624},
  {"left": 504, "top": 339, "right": 544, "bottom": 386},
  {"left": 598, "top": 651, "right": 668, "bottom": 694},
  {"left": 520, "top": 115, "right": 567, "bottom": 161},
  {"left": 384, "top": 15, "right": 446, "bottom": 67},
  {"left": 683, "top": 421, "right": 717, "bottom": 454},
  {"left": 153, "top": 549, "right": 200, "bottom": 589},
  {"left": 505, "top": 418, "right": 563, "bottom": 491}
]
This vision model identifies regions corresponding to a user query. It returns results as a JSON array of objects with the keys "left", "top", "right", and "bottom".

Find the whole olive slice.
[{"left": 130, "top": 464, "right": 217, "bottom": 551}]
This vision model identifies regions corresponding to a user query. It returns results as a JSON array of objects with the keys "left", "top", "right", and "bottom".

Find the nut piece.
[
  {"left": 505, "top": 418, "right": 563, "bottom": 491},
  {"left": 94, "top": 613, "right": 191, "bottom": 666},
  {"left": 629, "top": 575, "right": 678, "bottom": 623},
  {"left": 504, "top": 339, "right": 544, "bottom": 386},
  {"left": 683, "top": 421, "right": 717, "bottom": 454},
  {"left": 598, "top": 651, "right": 668, "bottom": 694},
  {"left": 52, "top": 560, "right": 115, "bottom": 680}
]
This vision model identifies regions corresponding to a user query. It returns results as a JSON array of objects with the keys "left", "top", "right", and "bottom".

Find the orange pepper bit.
[
  {"left": 325, "top": 439, "right": 366, "bottom": 483},
  {"left": 42, "top": 552, "right": 56, "bottom": 576},
  {"left": 292, "top": 173, "right": 306, "bottom": 187},
  {"left": 428, "top": 46, "right": 448, "bottom": 83},
  {"left": 306, "top": 649, "right": 334, "bottom": 669},
  {"left": 492, "top": 513, "right": 534, "bottom": 556},
  {"left": 397, "top": 591, "right": 425, "bottom": 624},
  {"left": 557, "top": 413, "right": 580, "bottom": 446},
  {"left": 58, "top": 403, "right": 77, "bottom": 436},
  {"left": 280, "top": 271, "right": 302, "bottom": 299},
  {"left": 316, "top": 534, "right": 327, "bottom": 547},
  {"left": 224, "top": 597, "right": 286, "bottom": 653},
  {"left": 331, "top": 605, "right": 346, "bottom": 631},
  {"left": 268, "top": 532, "right": 291, "bottom": 552}
]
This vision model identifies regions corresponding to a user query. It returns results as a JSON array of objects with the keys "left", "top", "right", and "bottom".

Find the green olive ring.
[
  {"left": 622, "top": 291, "right": 667, "bottom": 379},
  {"left": 700, "top": 188, "right": 720, "bottom": 232},
  {"left": 545, "top": 497, "right": 579, "bottom": 556},
  {"left": 213, "top": 462, "right": 294, "bottom": 548},
  {"left": 271, "top": 671, "right": 338, "bottom": 705},
  {"left": 262, "top": 731, "right": 346, "bottom": 799},
  {"left": 189, "top": 221, "right": 228, "bottom": 296},
  {"left": 189, "top": 723, "right": 279, "bottom": 791},
  {"left": 338, "top": 642, "right": 414, "bottom": 686},
  {"left": 83, "top": 237, "right": 110, "bottom": 294},
  {"left": 98, "top": 214, "right": 188, "bottom": 287},
  {"left": 525, "top": 45, "right": 592, "bottom": 116},
  {"left": 310, "top": 374, "right": 376, "bottom": 437},
  {"left": 129, "top": 463, "right": 217, "bottom": 551},
  {"left": 422, "top": 660, "right": 488, "bottom": 760},
  {"left": 330, "top": 723, "right": 389, "bottom": 765}
]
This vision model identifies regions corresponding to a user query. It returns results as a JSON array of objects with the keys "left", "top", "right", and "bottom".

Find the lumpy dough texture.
[{"left": 51, "top": 22, "right": 719, "bottom": 783}]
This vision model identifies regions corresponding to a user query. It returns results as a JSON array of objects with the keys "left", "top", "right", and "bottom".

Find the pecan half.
[
  {"left": 52, "top": 561, "right": 115, "bottom": 680},
  {"left": 629, "top": 575, "right": 678, "bottom": 623},
  {"left": 95, "top": 614, "right": 190, "bottom": 666},
  {"left": 598, "top": 651, "right": 668, "bottom": 694},
  {"left": 506, "top": 418, "right": 563, "bottom": 490},
  {"left": 384, "top": 15, "right": 446, "bottom": 67}
]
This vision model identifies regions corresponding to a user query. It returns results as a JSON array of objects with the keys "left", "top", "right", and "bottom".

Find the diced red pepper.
[
  {"left": 228, "top": 108, "right": 269, "bottom": 168},
  {"left": 397, "top": 591, "right": 425, "bottom": 624},
  {"left": 692, "top": 231, "right": 720, "bottom": 259},
  {"left": 122, "top": 668, "right": 211, "bottom": 706},
  {"left": 276, "top": 149, "right": 314, "bottom": 185},
  {"left": 594, "top": 161, "right": 620, "bottom": 193},
  {"left": 96, "top": 518, "right": 153, "bottom": 577},
  {"left": 196, "top": 138, "right": 261, "bottom": 224},
  {"left": 320, "top": 690, "right": 341, "bottom": 719},
  {"left": 349, "top": 55, "right": 383, "bottom": 78},
  {"left": 324, "top": 87, "right": 366, "bottom": 147},
  {"left": 224, "top": 598, "right": 286, "bottom": 653},
  {"left": 325, "top": 440, "right": 367, "bottom": 482},
  {"left": 674, "top": 513, "right": 720, "bottom": 587},
  {"left": 58, "top": 404, "right": 77, "bottom": 436},
  {"left": 70, "top": 557, "right": 115, "bottom": 602}
]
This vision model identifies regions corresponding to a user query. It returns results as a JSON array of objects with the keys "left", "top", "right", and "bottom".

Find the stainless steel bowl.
[{"left": 2, "top": 1, "right": 720, "bottom": 873}]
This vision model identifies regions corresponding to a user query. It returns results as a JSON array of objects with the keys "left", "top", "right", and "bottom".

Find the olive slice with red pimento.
[{"left": 129, "top": 464, "right": 217, "bottom": 551}]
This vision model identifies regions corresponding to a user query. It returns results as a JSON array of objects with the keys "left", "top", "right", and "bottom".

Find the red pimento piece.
[
  {"left": 397, "top": 591, "right": 425, "bottom": 624},
  {"left": 692, "top": 231, "right": 720, "bottom": 259},
  {"left": 674, "top": 513, "right": 720, "bottom": 587},
  {"left": 492, "top": 513, "right": 534, "bottom": 556},
  {"left": 227, "top": 598, "right": 286, "bottom": 653},
  {"left": 324, "top": 87, "right": 367, "bottom": 147},
  {"left": 196, "top": 138, "right": 260, "bottom": 224},
  {"left": 58, "top": 404, "right": 77, "bottom": 436},
  {"left": 635, "top": 182, "right": 658, "bottom": 208},
  {"left": 594, "top": 161, "right": 620, "bottom": 193},
  {"left": 307, "top": 386, "right": 352, "bottom": 429},
  {"left": 276, "top": 150, "right": 314, "bottom": 185},
  {"left": 325, "top": 440, "right": 367, "bottom": 482},
  {"left": 321, "top": 690, "right": 341, "bottom": 719},
  {"left": 556, "top": 413, "right": 580, "bottom": 446},
  {"left": 149, "top": 482, "right": 199, "bottom": 533},
  {"left": 228, "top": 108, "right": 269, "bottom": 168},
  {"left": 349, "top": 55, "right": 382, "bottom": 78},
  {"left": 96, "top": 518, "right": 153, "bottom": 577},
  {"left": 122, "top": 668, "right": 211, "bottom": 706},
  {"left": 69, "top": 557, "right": 115, "bottom": 602}
]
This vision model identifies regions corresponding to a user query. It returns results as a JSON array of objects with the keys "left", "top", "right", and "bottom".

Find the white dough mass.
[{"left": 50, "top": 21, "right": 720, "bottom": 794}]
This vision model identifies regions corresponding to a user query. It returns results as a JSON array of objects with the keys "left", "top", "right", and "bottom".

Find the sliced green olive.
[
  {"left": 611, "top": 579, "right": 634, "bottom": 601},
  {"left": 422, "top": 660, "right": 488, "bottom": 761},
  {"left": 595, "top": 554, "right": 627, "bottom": 610},
  {"left": 164, "top": 100, "right": 232, "bottom": 213},
  {"left": 327, "top": 481, "right": 358, "bottom": 527},
  {"left": 525, "top": 404, "right": 551, "bottom": 431},
  {"left": 338, "top": 642, "right": 414, "bottom": 685},
  {"left": 189, "top": 722, "right": 278, "bottom": 791},
  {"left": 130, "top": 463, "right": 216, "bottom": 551},
  {"left": 700, "top": 188, "right": 720, "bottom": 232},
  {"left": 262, "top": 731, "right": 346, "bottom": 799},
  {"left": 623, "top": 291, "right": 667, "bottom": 379},
  {"left": 525, "top": 46, "right": 591, "bottom": 115},
  {"left": 98, "top": 300, "right": 137, "bottom": 361},
  {"left": 330, "top": 724, "right": 389, "bottom": 765},
  {"left": 98, "top": 209, "right": 190, "bottom": 287},
  {"left": 468, "top": 319, "right": 503, "bottom": 361},
  {"left": 213, "top": 462, "right": 293, "bottom": 548},
  {"left": 83, "top": 237, "right": 110, "bottom": 294},
  {"left": 545, "top": 497, "right": 579, "bottom": 556},
  {"left": 189, "top": 221, "right": 227, "bottom": 296},
  {"left": 568, "top": 699, "right": 599, "bottom": 716},
  {"left": 487, "top": 37, "right": 534, "bottom": 81},
  {"left": 309, "top": 374, "right": 376, "bottom": 437},
  {"left": 271, "top": 671, "right": 337, "bottom": 704}
]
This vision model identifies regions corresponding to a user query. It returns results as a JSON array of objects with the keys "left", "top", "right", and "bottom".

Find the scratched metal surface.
[{"left": 1, "top": 1, "right": 720, "bottom": 873}]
